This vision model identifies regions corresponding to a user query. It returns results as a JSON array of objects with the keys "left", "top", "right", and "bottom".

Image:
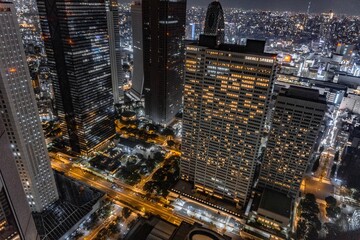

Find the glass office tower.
[
  {"left": 37, "top": 0, "right": 115, "bottom": 154},
  {"left": 142, "top": 0, "right": 187, "bottom": 125}
]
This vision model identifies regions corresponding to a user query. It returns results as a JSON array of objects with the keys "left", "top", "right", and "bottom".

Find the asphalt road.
[{"left": 51, "top": 159, "right": 195, "bottom": 226}]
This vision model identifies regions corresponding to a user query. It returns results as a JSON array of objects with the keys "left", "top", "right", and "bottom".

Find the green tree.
[
  {"left": 167, "top": 140, "right": 175, "bottom": 147},
  {"left": 162, "top": 128, "right": 174, "bottom": 137},
  {"left": 296, "top": 220, "right": 307, "bottom": 239},
  {"left": 108, "top": 222, "right": 120, "bottom": 235},
  {"left": 152, "top": 168, "right": 167, "bottom": 182},
  {"left": 297, "top": 193, "right": 321, "bottom": 240},
  {"left": 353, "top": 190, "right": 360, "bottom": 201},
  {"left": 325, "top": 196, "right": 337, "bottom": 207},
  {"left": 99, "top": 204, "right": 113, "bottom": 219},
  {"left": 122, "top": 207, "right": 131, "bottom": 219},
  {"left": 305, "top": 224, "right": 319, "bottom": 240},
  {"left": 326, "top": 206, "right": 341, "bottom": 219},
  {"left": 153, "top": 151, "right": 164, "bottom": 163},
  {"left": 324, "top": 222, "right": 340, "bottom": 239},
  {"left": 325, "top": 196, "right": 340, "bottom": 219},
  {"left": 299, "top": 193, "right": 320, "bottom": 215}
]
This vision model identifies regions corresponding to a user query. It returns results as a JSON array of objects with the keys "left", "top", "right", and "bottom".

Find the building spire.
[{"left": 203, "top": 1, "right": 225, "bottom": 44}]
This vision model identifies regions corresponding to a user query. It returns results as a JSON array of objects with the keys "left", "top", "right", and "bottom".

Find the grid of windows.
[
  {"left": 37, "top": 0, "right": 115, "bottom": 154},
  {"left": 0, "top": 3, "right": 58, "bottom": 212},
  {"left": 181, "top": 44, "right": 276, "bottom": 207},
  {"left": 259, "top": 87, "right": 327, "bottom": 197}
]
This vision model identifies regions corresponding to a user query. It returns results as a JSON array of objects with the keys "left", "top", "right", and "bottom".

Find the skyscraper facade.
[
  {"left": 107, "top": 0, "right": 123, "bottom": 104},
  {"left": 130, "top": 1, "right": 144, "bottom": 100},
  {"left": 37, "top": 0, "right": 115, "bottom": 154},
  {"left": 0, "top": 119, "right": 39, "bottom": 239},
  {"left": 204, "top": 1, "right": 225, "bottom": 44},
  {"left": 181, "top": 37, "right": 276, "bottom": 207},
  {"left": 142, "top": 0, "right": 187, "bottom": 124},
  {"left": 0, "top": 1, "right": 58, "bottom": 212},
  {"left": 259, "top": 87, "right": 326, "bottom": 197}
]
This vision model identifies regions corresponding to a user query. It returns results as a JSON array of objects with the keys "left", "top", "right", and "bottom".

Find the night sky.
[{"left": 186, "top": 0, "right": 360, "bottom": 15}]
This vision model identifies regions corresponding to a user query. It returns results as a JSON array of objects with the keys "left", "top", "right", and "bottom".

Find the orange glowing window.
[
  {"left": 8, "top": 68, "right": 16, "bottom": 73},
  {"left": 284, "top": 55, "right": 291, "bottom": 62}
]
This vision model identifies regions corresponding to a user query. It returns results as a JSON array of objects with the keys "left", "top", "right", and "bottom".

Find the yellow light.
[
  {"left": 284, "top": 55, "right": 292, "bottom": 62},
  {"left": 8, "top": 67, "right": 16, "bottom": 73}
]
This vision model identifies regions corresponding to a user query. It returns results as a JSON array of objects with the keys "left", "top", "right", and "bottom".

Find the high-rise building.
[
  {"left": 259, "top": 87, "right": 326, "bottom": 197},
  {"left": 0, "top": 119, "right": 39, "bottom": 239},
  {"left": 107, "top": 0, "right": 123, "bottom": 104},
  {"left": 186, "top": 22, "right": 202, "bottom": 41},
  {"left": 0, "top": 1, "right": 58, "bottom": 212},
  {"left": 181, "top": 36, "right": 276, "bottom": 207},
  {"left": 130, "top": 1, "right": 144, "bottom": 100},
  {"left": 190, "top": 23, "right": 196, "bottom": 40},
  {"left": 37, "top": 0, "right": 115, "bottom": 154},
  {"left": 320, "top": 10, "right": 334, "bottom": 43},
  {"left": 204, "top": 1, "right": 225, "bottom": 44},
  {"left": 142, "top": 0, "right": 187, "bottom": 124}
]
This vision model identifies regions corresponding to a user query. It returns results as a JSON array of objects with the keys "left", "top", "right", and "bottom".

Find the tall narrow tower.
[
  {"left": 203, "top": 1, "right": 225, "bottom": 44},
  {"left": 107, "top": 0, "right": 123, "bottom": 104},
  {"left": 0, "top": 1, "right": 58, "bottom": 212},
  {"left": 130, "top": 1, "right": 144, "bottom": 100},
  {"left": 37, "top": 0, "right": 116, "bottom": 154},
  {"left": 142, "top": 0, "right": 187, "bottom": 124}
]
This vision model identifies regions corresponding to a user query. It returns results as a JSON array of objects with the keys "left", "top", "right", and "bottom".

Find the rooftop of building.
[
  {"left": 33, "top": 171, "right": 104, "bottom": 240},
  {"left": 189, "top": 34, "right": 276, "bottom": 57},
  {"left": 171, "top": 180, "right": 242, "bottom": 217},
  {"left": 279, "top": 86, "right": 327, "bottom": 104},
  {"left": 207, "top": 1, "right": 223, "bottom": 7},
  {"left": 124, "top": 215, "right": 177, "bottom": 240},
  {"left": 258, "top": 189, "right": 292, "bottom": 218},
  {"left": 121, "top": 111, "right": 137, "bottom": 118},
  {"left": 124, "top": 215, "right": 232, "bottom": 240}
]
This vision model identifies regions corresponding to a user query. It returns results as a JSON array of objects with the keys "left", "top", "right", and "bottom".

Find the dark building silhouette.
[
  {"left": 107, "top": 0, "right": 124, "bottom": 104},
  {"left": 37, "top": 0, "right": 116, "bottom": 154},
  {"left": 142, "top": 0, "right": 187, "bottom": 124},
  {"left": 204, "top": 1, "right": 225, "bottom": 44},
  {"left": 130, "top": 1, "right": 144, "bottom": 100}
]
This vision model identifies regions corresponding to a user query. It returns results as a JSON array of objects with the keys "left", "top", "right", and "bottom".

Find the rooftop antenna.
[{"left": 307, "top": 1, "right": 311, "bottom": 15}]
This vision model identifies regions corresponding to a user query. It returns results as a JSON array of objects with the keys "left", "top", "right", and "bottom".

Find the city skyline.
[
  {"left": 121, "top": 0, "right": 360, "bottom": 15},
  {"left": 1, "top": 0, "right": 360, "bottom": 239}
]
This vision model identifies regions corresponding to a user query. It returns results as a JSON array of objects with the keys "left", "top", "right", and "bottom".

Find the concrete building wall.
[
  {"left": 259, "top": 87, "right": 326, "bottom": 197},
  {"left": 181, "top": 42, "right": 276, "bottom": 207},
  {"left": 0, "top": 2, "right": 58, "bottom": 212}
]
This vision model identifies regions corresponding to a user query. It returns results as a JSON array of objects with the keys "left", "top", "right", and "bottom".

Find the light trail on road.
[{"left": 51, "top": 160, "right": 195, "bottom": 227}]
